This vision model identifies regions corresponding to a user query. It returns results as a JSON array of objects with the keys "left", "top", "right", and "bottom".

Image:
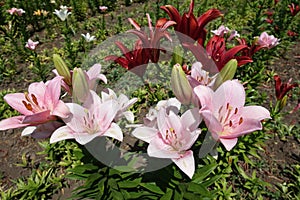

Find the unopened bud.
[
  {"left": 72, "top": 68, "right": 89, "bottom": 103},
  {"left": 214, "top": 59, "right": 237, "bottom": 90},
  {"left": 53, "top": 54, "right": 71, "bottom": 86},
  {"left": 171, "top": 64, "right": 193, "bottom": 104}
]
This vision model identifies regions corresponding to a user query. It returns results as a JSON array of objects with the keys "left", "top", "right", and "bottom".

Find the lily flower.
[
  {"left": 185, "top": 36, "right": 252, "bottom": 73},
  {"left": 101, "top": 88, "right": 138, "bottom": 123},
  {"left": 143, "top": 98, "right": 181, "bottom": 128},
  {"left": 105, "top": 40, "right": 150, "bottom": 77},
  {"left": 81, "top": 33, "right": 96, "bottom": 42},
  {"left": 132, "top": 108, "right": 202, "bottom": 178},
  {"left": 187, "top": 62, "right": 218, "bottom": 89},
  {"left": 257, "top": 32, "right": 279, "bottom": 49},
  {"left": 288, "top": 3, "right": 300, "bottom": 16},
  {"left": 128, "top": 14, "right": 176, "bottom": 63},
  {"left": 211, "top": 25, "right": 230, "bottom": 37},
  {"left": 7, "top": 8, "right": 25, "bottom": 16},
  {"left": 53, "top": 5, "right": 71, "bottom": 21},
  {"left": 161, "top": 0, "right": 222, "bottom": 45},
  {"left": 50, "top": 90, "right": 123, "bottom": 145},
  {"left": 99, "top": 6, "right": 108, "bottom": 12},
  {"left": 25, "top": 39, "right": 39, "bottom": 50},
  {"left": 0, "top": 76, "right": 70, "bottom": 134},
  {"left": 194, "top": 80, "right": 271, "bottom": 151},
  {"left": 274, "top": 75, "right": 298, "bottom": 100}
]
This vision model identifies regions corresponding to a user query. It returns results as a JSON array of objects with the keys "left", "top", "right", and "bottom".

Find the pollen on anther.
[
  {"left": 234, "top": 108, "right": 238, "bottom": 114},
  {"left": 31, "top": 94, "right": 39, "bottom": 106},
  {"left": 239, "top": 117, "right": 243, "bottom": 125},
  {"left": 22, "top": 100, "right": 33, "bottom": 111}
]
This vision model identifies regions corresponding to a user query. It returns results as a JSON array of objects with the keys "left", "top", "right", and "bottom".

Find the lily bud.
[
  {"left": 171, "top": 45, "right": 184, "bottom": 66},
  {"left": 279, "top": 95, "right": 288, "bottom": 111},
  {"left": 171, "top": 63, "right": 193, "bottom": 104},
  {"left": 213, "top": 59, "right": 237, "bottom": 90},
  {"left": 72, "top": 68, "right": 89, "bottom": 103},
  {"left": 53, "top": 54, "right": 72, "bottom": 86}
]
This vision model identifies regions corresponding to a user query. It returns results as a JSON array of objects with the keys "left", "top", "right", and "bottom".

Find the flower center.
[
  {"left": 22, "top": 92, "right": 44, "bottom": 113},
  {"left": 83, "top": 111, "right": 99, "bottom": 134},
  {"left": 218, "top": 102, "right": 244, "bottom": 134}
]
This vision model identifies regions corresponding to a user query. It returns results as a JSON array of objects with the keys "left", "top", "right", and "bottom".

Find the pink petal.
[
  {"left": 222, "top": 118, "right": 263, "bottom": 138},
  {"left": 172, "top": 150, "right": 195, "bottom": 179},
  {"left": 148, "top": 135, "right": 178, "bottom": 159},
  {"left": 87, "top": 64, "right": 101, "bottom": 80},
  {"left": 180, "top": 129, "right": 201, "bottom": 151},
  {"left": 64, "top": 103, "right": 87, "bottom": 133},
  {"left": 97, "top": 100, "right": 119, "bottom": 131},
  {"left": 50, "top": 126, "right": 75, "bottom": 143},
  {"left": 220, "top": 138, "right": 238, "bottom": 151},
  {"left": 4, "top": 93, "right": 32, "bottom": 115},
  {"left": 97, "top": 74, "right": 107, "bottom": 84},
  {"left": 241, "top": 106, "right": 271, "bottom": 120},
  {"left": 52, "top": 100, "right": 70, "bottom": 118},
  {"left": 28, "top": 81, "right": 46, "bottom": 101},
  {"left": 44, "top": 76, "right": 63, "bottom": 108},
  {"left": 132, "top": 126, "right": 158, "bottom": 143},
  {"left": 215, "top": 80, "right": 245, "bottom": 109},
  {"left": 181, "top": 108, "right": 202, "bottom": 131},
  {"left": 102, "top": 123, "right": 123, "bottom": 141},
  {"left": 75, "top": 132, "right": 99, "bottom": 145},
  {"left": 200, "top": 109, "right": 223, "bottom": 136},
  {"left": 22, "top": 110, "right": 52, "bottom": 124},
  {"left": 0, "top": 116, "right": 28, "bottom": 130},
  {"left": 194, "top": 85, "right": 214, "bottom": 111}
]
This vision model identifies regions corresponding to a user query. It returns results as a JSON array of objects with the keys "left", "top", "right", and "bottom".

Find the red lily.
[
  {"left": 288, "top": 3, "right": 300, "bottom": 16},
  {"left": 274, "top": 75, "right": 298, "bottom": 100},
  {"left": 161, "top": 0, "right": 222, "bottom": 45},
  {"left": 287, "top": 30, "right": 298, "bottom": 37},
  {"left": 127, "top": 14, "right": 176, "bottom": 63},
  {"left": 105, "top": 40, "right": 150, "bottom": 77},
  {"left": 184, "top": 35, "right": 252, "bottom": 73}
]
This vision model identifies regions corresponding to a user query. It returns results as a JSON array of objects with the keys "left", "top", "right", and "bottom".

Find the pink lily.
[
  {"left": 188, "top": 62, "right": 218, "bottom": 89},
  {"left": 194, "top": 80, "right": 271, "bottom": 151},
  {"left": 0, "top": 76, "right": 69, "bottom": 134},
  {"left": 132, "top": 108, "right": 202, "bottom": 178},
  {"left": 25, "top": 39, "right": 39, "bottom": 50},
  {"left": 143, "top": 98, "right": 181, "bottom": 128},
  {"left": 257, "top": 32, "right": 280, "bottom": 49},
  {"left": 101, "top": 88, "right": 138, "bottom": 123},
  {"left": 50, "top": 90, "right": 123, "bottom": 145},
  {"left": 7, "top": 8, "right": 25, "bottom": 16}
]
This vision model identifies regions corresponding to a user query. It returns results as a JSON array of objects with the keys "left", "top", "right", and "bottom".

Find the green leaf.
[
  {"left": 187, "top": 182, "right": 209, "bottom": 194},
  {"left": 140, "top": 183, "right": 164, "bottom": 195},
  {"left": 192, "top": 163, "right": 217, "bottom": 184},
  {"left": 159, "top": 189, "right": 173, "bottom": 200},
  {"left": 118, "top": 178, "right": 142, "bottom": 188}
]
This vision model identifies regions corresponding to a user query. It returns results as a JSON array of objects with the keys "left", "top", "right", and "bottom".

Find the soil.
[{"left": 0, "top": 1, "right": 299, "bottom": 199}]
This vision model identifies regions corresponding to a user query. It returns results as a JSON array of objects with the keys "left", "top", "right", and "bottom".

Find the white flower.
[
  {"left": 53, "top": 5, "right": 71, "bottom": 21},
  {"left": 81, "top": 33, "right": 96, "bottom": 42}
]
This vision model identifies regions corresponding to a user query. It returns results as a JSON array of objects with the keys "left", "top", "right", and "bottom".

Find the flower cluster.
[{"left": 1, "top": 0, "right": 280, "bottom": 179}]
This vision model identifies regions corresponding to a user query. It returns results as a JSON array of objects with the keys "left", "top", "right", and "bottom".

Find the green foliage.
[{"left": 0, "top": 89, "right": 19, "bottom": 120}]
